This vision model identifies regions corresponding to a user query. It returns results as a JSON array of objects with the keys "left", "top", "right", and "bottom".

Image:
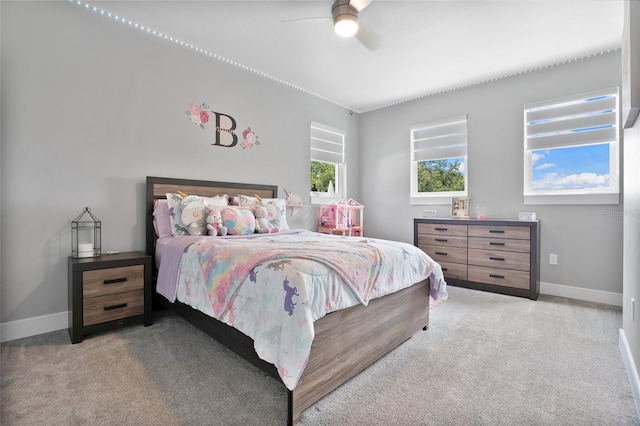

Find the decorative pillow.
[
  {"left": 238, "top": 195, "right": 289, "bottom": 230},
  {"left": 153, "top": 199, "right": 173, "bottom": 238},
  {"left": 221, "top": 206, "right": 255, "bottom": 235},
  {"left": 166, "top": 193, "right": 228, "bottom": 236}
]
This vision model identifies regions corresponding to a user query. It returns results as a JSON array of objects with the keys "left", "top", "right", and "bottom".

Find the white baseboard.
[
  {"left": 540, "top": 281, "right": 622, "bottom": 306},
  {"left": 1, "top": 311, "right": 68, "bottom": 343},
  {"left": 0, "top": 282, "right": 623, "bottom": 343},
  {"left": 620, "top": 329, "right": 640, "bottom": 420}
]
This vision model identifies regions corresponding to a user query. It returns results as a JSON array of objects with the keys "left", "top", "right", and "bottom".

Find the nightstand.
[{"left": 68, "top": 251, "right": 152, "bottom": 344}]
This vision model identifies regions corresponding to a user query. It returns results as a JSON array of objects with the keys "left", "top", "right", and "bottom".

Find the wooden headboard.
[{"left": 145, "top": 176, "right": 278, "bottom": 262}]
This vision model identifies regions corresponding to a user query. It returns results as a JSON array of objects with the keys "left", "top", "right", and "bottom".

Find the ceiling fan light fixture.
[
  {"left": 334, "top": 16, "right": 358, "bottom": 37},
  {"left": 332, "top": 1, "right": 359, "bottom": 37}
]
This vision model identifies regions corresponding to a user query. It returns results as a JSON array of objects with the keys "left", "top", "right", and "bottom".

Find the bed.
[{"left": 145, "top": 176, "right": 447, "bottom": 425}]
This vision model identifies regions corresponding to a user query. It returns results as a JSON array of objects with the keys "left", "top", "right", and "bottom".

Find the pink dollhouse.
[{"left": 317, "top": 199, "right": 364, "bottom": 237}]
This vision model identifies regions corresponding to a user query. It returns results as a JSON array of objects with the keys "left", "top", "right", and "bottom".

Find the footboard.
[{"left": 289, "top": 278, "right": 430, "bottom": 424}]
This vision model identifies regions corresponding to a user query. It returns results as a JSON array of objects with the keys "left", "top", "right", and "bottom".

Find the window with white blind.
[
  {"left": 310, "top": 121, "right": 346, "bottom": 200},
  {"left": 524, "top": 87, "right": 619, "bottom": 205},
  {"left": 410, "top": 115, "right": 468, "bottom": 204}
]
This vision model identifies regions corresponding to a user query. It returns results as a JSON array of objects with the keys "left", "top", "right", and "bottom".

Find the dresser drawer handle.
[
  {"left": 104, "top": 278, "right": 127, "bottom": 285},
  {"left": 489, "top": 230, "right": 505, "bottom": 234},
  {"left": 434, "top": 227, "right": 448, "bottom": 231},
  {"left": 489, "top": 257, "right": 505, "bottom": 261},
  {"left": 441, "top": 267, "right": 448, "bottom": 272},
  {"left": 489, "top": 242, "right": 505, "bottom": 246},
  {"left": 489, "top": 274, "right": 505, "bottom": 279},
  {"left": 104, "top": 303, "right": 127, "bottom": 311},
  {"left": 435, "top": 238, "right": 448, "bottom": 242},
  {"left": 435, "top": 252, "right": 448, "bottom": 256}
]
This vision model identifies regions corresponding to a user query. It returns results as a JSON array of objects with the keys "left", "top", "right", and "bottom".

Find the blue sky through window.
[{"left": 531, "top": 144, "right": 610, "bottom": 190}]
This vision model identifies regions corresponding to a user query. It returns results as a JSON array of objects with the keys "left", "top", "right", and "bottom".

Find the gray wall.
[
  {"left": 359, "top": 51, "right": 624, "bottom": 295},
  {"left": 0, "top": 1, "right": 359, "bottom": 323}
]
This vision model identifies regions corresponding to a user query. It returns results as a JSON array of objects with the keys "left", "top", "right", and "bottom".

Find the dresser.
[
  {"left": 68, "top": 251, "right": 152, "bottom": 343},
  {"left": 414, "top": 218, "right": 540, "bottom": 300}
]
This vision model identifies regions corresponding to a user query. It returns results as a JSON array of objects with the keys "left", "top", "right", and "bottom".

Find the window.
[
  {"left": 410, "top": 115, "right": 468, "bottom": 204},
  {"left": 524, "top": 88, "right": 619, "bottom": 204},
  {"left": 310, "top": 121, "right": 345, "bottom": 200}
]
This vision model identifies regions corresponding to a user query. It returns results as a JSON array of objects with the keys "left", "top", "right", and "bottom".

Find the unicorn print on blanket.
[{"left": 283, "top": 277, "right": 299, "bottom": 316}]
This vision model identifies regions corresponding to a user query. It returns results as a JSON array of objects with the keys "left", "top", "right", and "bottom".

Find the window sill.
[
  {"left": 310, "top": 194, "right": 345, "bottom": 205},
  {"left": 524, "top": 192, "right": 620, "bottom": 205}
]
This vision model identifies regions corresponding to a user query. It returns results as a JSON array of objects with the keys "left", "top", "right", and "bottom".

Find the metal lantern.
[{"left": 71, "top": 207, "right": 101, "bottom": 258}]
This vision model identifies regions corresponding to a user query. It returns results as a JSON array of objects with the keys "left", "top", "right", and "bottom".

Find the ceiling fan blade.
[
  {"left": 349, "top": 0, "right": 372, "bottom": 12},
  {"left": 281, "top": 16, "right": 331, "bottom": 23},
  {"left": 355, "top": 22, "right": 382, "bottom": 51}
]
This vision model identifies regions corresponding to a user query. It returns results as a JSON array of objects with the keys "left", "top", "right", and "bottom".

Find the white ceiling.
[{"left": 83, "top": 0, "right": 624, "bottom": 112}]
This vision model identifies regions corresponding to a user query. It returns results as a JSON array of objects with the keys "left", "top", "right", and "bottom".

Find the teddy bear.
[
  {"left": 180, "top": 199, "right": 207, "bottom": 235},
  {"left": 254, "top": 205, "right": 279, "bottom": 234},
  {"left": 206, "top": 206, "right": 228, "bottom": 236}
]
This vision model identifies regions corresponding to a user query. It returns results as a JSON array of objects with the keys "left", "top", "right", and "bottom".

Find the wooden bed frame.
[{"left": 145, "top": 176, "right": 431, "bottom": 425}]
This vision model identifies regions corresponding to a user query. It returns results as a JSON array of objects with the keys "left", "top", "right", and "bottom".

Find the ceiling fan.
[{"left": 284, "top": 0, "right": 382, "bottom": 51}]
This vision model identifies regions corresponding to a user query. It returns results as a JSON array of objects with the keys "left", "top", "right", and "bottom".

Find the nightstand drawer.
[
  {"left": 83, "top": 290, "right": 144, "bottom": 326},
  {"left": 83, "top": 265, "right": 144, "bottom": 298},
  {"left": 468, "top": 266, "right": 530, "bottom": 289}
]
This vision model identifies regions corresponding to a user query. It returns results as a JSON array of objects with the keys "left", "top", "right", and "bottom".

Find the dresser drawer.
[
  {"left": 439, "top": 261, "right": 468, "bottom": 280},
  {"left": 468, "top": 248, "right": 530, "bottom": 271},
  {"left": 422, "top": 245, "right": 468, "bottom": 264},
  {"left": 468, "top": 237, "right": 530, "bottom": 253},
  {"left": 417, "top": 234, "right": 468, "bottom": 248},
  {"left": 83, "top": 290, "right": 145, "bottom": 326},
  {"left": 83, "top": 265, "right": 144, "bottom": 298},
  {"left": 417, "top": 223, "right": 467, "bottom": 237},
  {"left": 469, "top": 225, "right": 530, "bottom": 240},
  {"left": 468, "top": 265, "right": 530, "bottom": 289}
]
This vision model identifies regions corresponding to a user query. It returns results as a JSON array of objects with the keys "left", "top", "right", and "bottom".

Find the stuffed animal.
[
  {"left": 180, "top": 199, "right": 207, "bottom": 235},
  {"left": 254, "top": 205, "right": 279, "bottom": 234},
  {"left": 206, "top": 206, "right": 228, "bottom": 236}
]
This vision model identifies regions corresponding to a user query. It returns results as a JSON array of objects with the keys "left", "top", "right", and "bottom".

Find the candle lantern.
[{"left": 71, "top": 207, "right": 101, "bottom": 258}]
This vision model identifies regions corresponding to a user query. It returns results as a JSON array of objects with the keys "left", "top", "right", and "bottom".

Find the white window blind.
[
  {"left": 311, "top": 121, "right": 344, "bottom": 164},
  {"left": 523, "top": 87, "right": 619, "bottom": 204},
  {"left": 411, "top": 115, "right": 467, "bottom": 163},
  {"left": 525, "top": 88, "right": 618, "bottom": 151}
]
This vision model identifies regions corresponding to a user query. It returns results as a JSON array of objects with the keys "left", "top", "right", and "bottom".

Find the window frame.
[
  {"left": 310, "top": 121, "right": 346, "bottom": 204},
  {"left": 523, "top": 87, "right": 620, "bottom": 205},
  {"left": 410, "top": 115, "right": 468, "bottom": 205}
]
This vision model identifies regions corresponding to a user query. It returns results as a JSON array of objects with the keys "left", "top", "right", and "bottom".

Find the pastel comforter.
[{"left": 156, "top": 230, "right": 447, "bottom": 390}]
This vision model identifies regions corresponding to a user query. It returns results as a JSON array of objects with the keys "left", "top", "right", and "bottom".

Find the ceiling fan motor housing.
[{"left": 332, "top": 0, "right": 359, "bottom": 27}]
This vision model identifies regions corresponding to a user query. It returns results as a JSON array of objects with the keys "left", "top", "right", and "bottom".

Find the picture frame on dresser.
[{"left": 451, "top": 197, "right": 469, "bottom": 219}]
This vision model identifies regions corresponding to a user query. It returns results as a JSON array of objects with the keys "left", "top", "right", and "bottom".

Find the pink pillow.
[
  {"left": 153, "top": 199, "right": 173, "bottom": 238},
  {"left": 221, "top": 207, "right": 255, "bottom": 235}
]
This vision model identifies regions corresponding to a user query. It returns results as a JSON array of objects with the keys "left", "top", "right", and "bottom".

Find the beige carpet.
[{"left": 2, "top": 286, "right": 638, "bottom": 425}]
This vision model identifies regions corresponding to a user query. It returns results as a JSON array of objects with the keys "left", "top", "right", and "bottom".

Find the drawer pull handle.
[
  {"left": 435, "top": 238, "right": 448, "bottom": 242},
  {"left": 442, "top": 267, "right": 448, "bottom": 272},
  {"left": 435, "top": 252, "right": 448, "bottom": 256},
  {"left": 104, "top": 303, "right": 127, "bottom": 311},
  {"left": 104, "top": 278, "right": 127, "bottom": 285},
  {"left": 489, "top": 257, "right": 505, "bottom": 261},
  {"left": 489, "top": 274, "right": 505, "bottom": 279},
  {"left": 489, "top": 230, "right": 505, "bottom": 234},
  {"left": 489, "top": 242, "right": 505, "bottom": 246},
  {"left": 434, "top": 227, "right": 448, "bottom": 231}
]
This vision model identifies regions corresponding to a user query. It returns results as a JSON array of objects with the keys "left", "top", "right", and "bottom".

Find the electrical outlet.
[{"left": 549, "top": 253, "right": 558, "bottom": 265}]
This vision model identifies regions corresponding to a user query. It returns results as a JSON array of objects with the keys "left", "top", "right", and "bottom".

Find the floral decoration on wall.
[{"left": 186, "top": 102, "right": 261, "bottom": 149}]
